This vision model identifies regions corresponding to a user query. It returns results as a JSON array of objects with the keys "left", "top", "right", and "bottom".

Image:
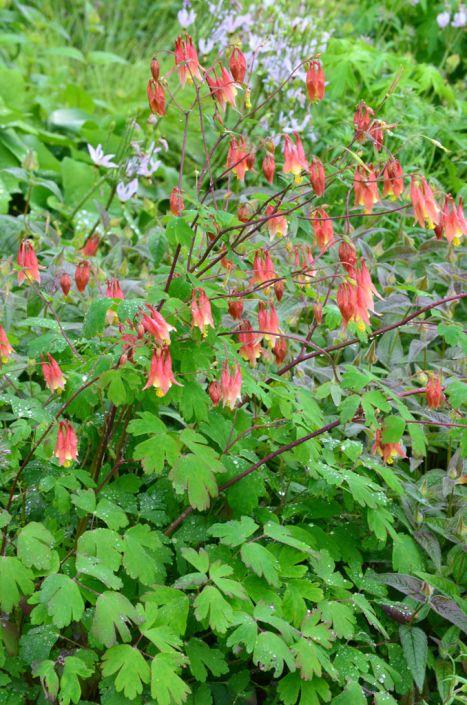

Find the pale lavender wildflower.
[
  {"left": 452, "top": 5, "right": 466, "bottom": 26},
  {"left": 117, "top": 179, "right": 138, "bottom": 202},
  {"left": 87, "top": 144, "right": 117, "bottom": 169},
  {"left": 436, "top": 11, "right": 451, "bottom": 27}
]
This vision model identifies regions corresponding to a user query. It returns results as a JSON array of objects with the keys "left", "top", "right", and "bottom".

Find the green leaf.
[
  {"left": 253, "top": 632, "right": 295, "bottom": 678},
  {"left": 186, "top": 638, "right": 228, "bottom": 682},
  {"left": 19, "top": 626, "right": 58, "bottom": 666},
  {"left": 293, "top": 638, "right": 322, "bottom": 679},
  {"left": 32, "top": 660, "right": 59, "bottom": 700},
  {"left": 102, "top": 645, "right": 150, "bottom": 700},
  {"left": 208, "top": 516, "right": 258, "bottom": 547},
  {"left": 399, "top": 625, "right": 427, "bottom": 692},
  {"left": 59, "top": 655, "right": 94, "bottom": 705},
  {"left": 0, "top": 556, "right": 34, "bottom": 612},
  {"left": 166, "top": 217, "right": 195, "bottom": 249},
  {"left": 150, "top": 653, "right": 191, "bottom": 705},
  {"left": 341, "top": 368, "right": 372, "bottom": 392},
  {"left": 320, "top": 602, "right": 355, "bottom": 639},
  {"left": 29, "top": 574, "right": 84, "bottom": 628},
  {"left": 170, "top": 454, "right": 223, "bottom": 511},
  {"left": 393, "top": 535, "right": 424, "bottom": 573},
  {"left": 339, "top": 395, "right": 360, "bottom": 423},
  {"left": 240, "top": 542, "right": 281, "bottom": 587},
  {"left": 122, "top": 525, "right": 170, "bottom": 585},
  {"left": 209, "top": 561, "right": 247, "bottom": 599},
  {"left": 91, "top": 591, "right": 143, "bottom": 648},
  {"left": 381, "top": 416, "right": 406, "bottom": 443},
  {"left": 83, "top": 299, "right": 111, "bottom": 337},
  {"left": 17, "top": 522, "right": 56, "bottom": 571},
  {"left": 446, "top": 380, "right": 467, "bottom": 408},
  {"left": 193, "top": 586, "right": 233, "bottom": 634},
  {"left": 332, "top": 681, "right": 366, "bottom": 704}
]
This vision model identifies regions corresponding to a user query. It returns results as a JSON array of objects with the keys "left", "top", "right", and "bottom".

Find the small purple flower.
[
  {"left": 178, "top": 7, "right": 196, "bottom": 27},
  {"left": 87, "top": 144, "right": 117, "bottom": 169},
  {"left": 436, "top": 11, "right": 451, "bottom": 28},
  {"left": 452, "top": 5, "right": 466, "bottom": 27},
  {"left": 117, "top": 178, "right": 138, "bottom": 202}
]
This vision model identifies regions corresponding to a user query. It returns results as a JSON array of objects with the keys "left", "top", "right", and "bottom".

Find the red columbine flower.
[
  {"left": 262, "top": 150, "right": 276, "bottom": 184},
  {"left": 0, "top": 325, "right": 13, "bottom": 363},
  {"left": 144, "top": 346, "right": 180, "bottom": 397},
  {"left": 354, "top": 258, "right": 379, "bottom": 330},
  {"left": 75, "top": 261, "right": 91, "bottom": 293},
  {"left": 237, "top": 320, "right": 262, "bottom": 366},
  {"left": 220, "top": 362, "right": 242, "bottom": 409},
  {"left": 382, "top": 159, "right": 404, "bottom": 199},
  {"left": 141, "top": 305, "right": 175, "bottom": 344},
  {"left": 283, "top": 133, "right": 308, "bottom": 184},
  {"left": 354, "top": 101, "right": 374, "bottom": 142},
  {"left": 175, "top": 34, "right": 202, "bottom": 87},
  {"left": 309, "top": 157, "right": 325, "bottom": 196},
  {"left": 82, "top": 234, "right": 100, "bottom": 257},
  {"left": 426, "top": 374, "right": 444, "bottom": 409},
  {"left": 230, "top": 47, "right": 247, "bottom": 83},
  {"left": 147, "top": 79, "right": 166, "bottom": 116},
  {"left": 372, "top": 429, "right": 406, "bottom": 465},
  {"left": 170, "top": 187, "right": 184, "bottom": 216},
  {"left": 191, "top": 288, "right": 214, "bottom": 336},
  {"left": 312, "top": 208, "right": 334, "bottom": 252},
  {"left": 237, "top": 201, "right": 254, "bottom": 223},
  {"left": 60, "top": 273, "right": 71, "bottom": 296},
  {"left": 227, "top": 137, "right": 250, "bottom": 181},
  {"left": 208, "top": 381, "right": 222, "bottom": 406},
  {"left": 106, "top": 279, "right": 124, "bottom": 299},
  {"left": 54, "top": 420, "right": 78, "bottom": 467},
  {"left": 410, "top": 176, "right": 440, "bottom": 229},
  {"left": 251, "top": 249, "right": 276, "bottom": 287},
  {"left": 274, "top": 279, "right": 285, "bottom": 302},
  {"left": 228, "top": 299, "right": 244, "bottom": 320},
  {"left": 17, "top": 239, "right": 40, "bottom": 285},
  {"left": 337, "top": 281, "right": 357, "bottom": 327},
  {"left": 294, "top": 245, "right": 316, "bottom": 286},
  {"left": 41, "top": 353, "right": 66, "bottom": 393},
  {"left": 435, "top": 194, "right": 465, "bottom": 245},
  {"left": 369, "top": 120, "right": 384, "bottom": 152},
  {"left": 306, "top": 60, "right": 325, "bottom": 102},
  {"left": 273, "top": 336, "right": 287, "bottom": 364},
  {"left": 339, "top": 241, "right": 357, "bottom": 276},
  {"left": 206, "top": 67, "right": 237, "bottom": 111},
  {"left": 265, "top": 204, "right": 288, "bottom": 239},
  {"left": 354, "top": 164, "right": 380, "bottom": 214},
  {"left": 258, "top": 301, "right": 280, "bottom": 346}
]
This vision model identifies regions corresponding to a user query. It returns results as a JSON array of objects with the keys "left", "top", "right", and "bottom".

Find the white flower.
[
  {"left": 87, "top": 144, "right": 117, "bottom": 169},
  {"left": 452, "top": 6, "right": 466, "bottom": 26},
  {"left": 178, "top": 7, "right": 196, "bottom": 27},
  {"left": 117, "top": 178, "right": 138, "bottom": 202},
  {"left": 436, "top": 11, "right": 451, "bottom": 28}
]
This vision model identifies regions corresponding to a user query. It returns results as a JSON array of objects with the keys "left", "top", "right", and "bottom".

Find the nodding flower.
[
  {"left": 435, "top": 194, "right": 465, "bottom": 245},
  {"left": 372, "top": 429, "right": 406, "bottom": 465},
  {"left": 265, "top": 204, "right": 288, "bottom": 239},
  {"left": 313, "top": 302, "right": 323, "bottom": 324},
  {"left": 283, "top": 132, "right": 309, "bottom": 184},
  {"left": 228, "top": 299, "right": 244, "bottom": 320},
  {"left": 60, "top": 273, "right": 71, "bottom": 296},
  {"left": 170, "top": 187, "right": 185, "bottom": 216},
  {"left": 144, "top": 346, "right": 180, "bottom": 397},
  {"left": 150, "top": 58, "right": 160, "bottom": 81},
  {"left": 174, "top": 34, "right": 202, "bottom": 86},
  {"left": 208, "top": 380, "right": 222, "bottom": 406},
  {"left": 226, "top": 137, "right": 250, "bottom": 181},
  {"left": 274, "top": 279, "right": 285, "bottom": 302},
  {"left": 141, "top": 305, "right": 175, "bottom": 344},
  {"left": 147, "top": 79, "right": 166, "bottom": 116},
  {"left": 229, "top": 47, "right": 247, "bottom": 83},
  {"left": 293, "top": 245, "right": 316, "bottom": 286},
  {"left": 191, "top": 288, "right": 214, "bottom": 336},
  {"left": 410, "top": 176, "right": 440, "bottom": 229},
  {"left": 337, "top": 259, "right": 379, "bottom": 331},
  {"left": 273, "top": 336, "right": 287, "bottom": 364},
  {"left": 206, "top": 66, "right": 237, "bottom": 112},
  {"left": 426, "top": 374, "right": 445, "bottom": 409},
  {"left": 220, "top": 362, "right": 242, "bottom": 410},
  {"left": 339, "top": 241, "right": 357, "bottom": 276},
  {"left": 237, "top": 201, "right": 254, "bottom": 223},
  {"left": 306, "top": 60, "right": 325, "bottom": 102},
  {"left": 353, "top": 101, "right": 375, "bottom": 142},
  {"left": 309, "top": 157, "right": 325, "bottom": 196},
  {"left": 17, "top": 240, "right": 40, "bottom": 285},
  {"left": 337, "top": 281, "right": 358, "bottom": 328},
  {"left": 41, "top": 353, "right": 66, "bottom": 394},
  {"left": 237, "top": 319, "right": 262, "bottom": 366},
  {"left": 251, "top": 249, "right": 276, "bottom": 287},
  {"left": 106, "top": 279, "right": 124, "bottom": 300},
  {"left": 369, "top": 119, "right": 384, "bottom": 152},
  {"left": 354, "top": 164, "right": 380, "bottom": 214},
  {"left": 75, "top": 261, "right": 91, "bottom": 293},
  {"left": 382, "top": 159, "right": 404, "bottom": 199},
  {"left": 262, "top": 151, "right": 276, "bottom": 184},
  {"left": 258, "top": 301, "right": 280, "bottom": 347},
  {"left": 0, "top": 325, "right": 13, "bottom": 363},
  {"left": 312, "top": 208, "right": 334, "bottom": 252},
  {"left": 81, "top": 234, "right": 100, "bottom": 257},
  {"left": 54, "top": 420, "right": 78, "bottom": 467}
]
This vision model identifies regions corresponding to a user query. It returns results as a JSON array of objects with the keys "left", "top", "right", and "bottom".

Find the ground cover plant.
[{"left": 0, "top": 1, "right": 466, "bottom": 704}]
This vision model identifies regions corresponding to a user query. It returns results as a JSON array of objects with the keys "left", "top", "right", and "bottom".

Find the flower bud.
[
  {"left": 228, "top": 299, "right": 244, "bottom": 320},
  {"left": 230, "top": 47, "right": 247, "bottom": 83},
  {"left": 147, "top": 79, "right": 166, "bottom": 116},
  {"left": 208, "top": 381, "right": 222, "bottom": 406},
  {"left": 151, "top": 57, "right": 160, "bottom": 81},
  {"left": 313, "top": 302, "right": 323, "bottom": 324},
  {"left": 338, "top": 241, "right": 357, "bottom": 275},
  {"left": 170, "top": 187, "right": 184, "bottom": 216},
  {"left": 75, "top": 261, "right": 90, "bottom": 293},
  {"left": 60, "top": 273, "right": 71, "bottom": 296},
  {"left": 274, "top": 279, "right": 284, "bottom": 302}
]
